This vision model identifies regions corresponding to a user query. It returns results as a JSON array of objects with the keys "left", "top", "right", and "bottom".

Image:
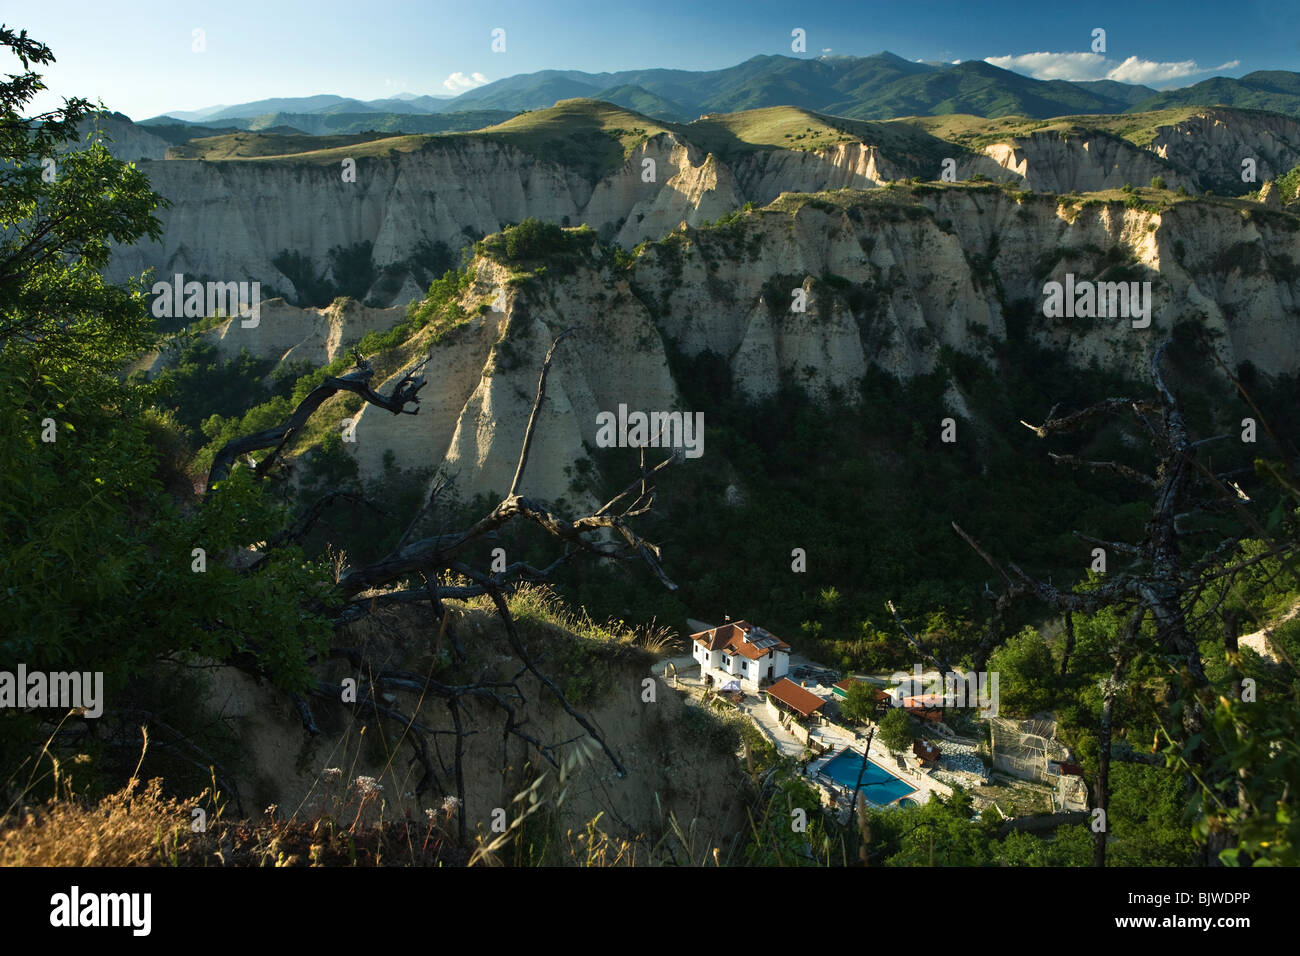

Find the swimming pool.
[{"left": 819, "top": 748, "right": 918, "bottom": 806}]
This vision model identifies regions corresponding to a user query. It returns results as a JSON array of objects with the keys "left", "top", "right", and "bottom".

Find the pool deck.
[{"left": 805, "top": 722, "right": 953, "bottom": 809}]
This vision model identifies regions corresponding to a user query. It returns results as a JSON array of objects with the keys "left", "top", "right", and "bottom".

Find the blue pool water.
[{"left": 820, "top": 749, "right": 918, "bottom": 806}]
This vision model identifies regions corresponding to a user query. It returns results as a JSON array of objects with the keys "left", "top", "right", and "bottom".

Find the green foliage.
[
  {"left": 329, "top": 240, "right": 377, "bottom": 301},
  {"left": 478, "top": 218, "right": 595, "bottom": 275},
  {"left": 148, "top": 341, "right": 301, "bottom": 436},
  {"left": 0, "top": 29, "right": 336, "bottom": 777},
  {"left": 866, "top": 789, "right": 994, "bottom": 865},
  {"left": 1150, "top": 175, "right": 1166, "bottom": 190},
  {"left": 302, "top": 428, "right": 361, "bottom": 489},
  {"left": 1274, "top": 164, "right": 1300, "bottom": 204},
  {"left": 986, "top": 626, "right": 1057, "bottom": 716},
  {"left": 1107, "top": 763, "right": 1198, "bottom": 866},
  {"left": 271, "top": 241, "right": 379, "bottom": 307},
  {"left": 405, "top": 266, "right": 474, "bottom": 330},
  {"left": 744, "top": 774, "right": 829, "bottom": 866},
  {"left": 840, "top": 681, "right": 878, "bottom": 724},
  {"left": 993, "top": 825, "right": 1092, "bottom": 865},
  {"left": 271, "top": 249, "right": 331, "bottom": 307},
  {"left": 877, "top": 708, "right": 915, "bottom": 752},
  {"left": 195, "top": 264, "right": 475, "bottom": 473}
]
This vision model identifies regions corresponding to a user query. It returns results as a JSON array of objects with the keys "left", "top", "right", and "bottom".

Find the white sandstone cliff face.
[
  {"left": 734, "top": 143, "right": 906, "bottom": 205},
  {"left": 66, "top": 114, "right": 172, "bottom": 161},
  {"left": 102, "top": 104, "right": 1300, "bottom": 317},
  {"left": 134, "top": 297, "right": 404, "bottom": 376},
  {"left": 1147, "top": 109, "right": 1300, "bottom": 187},
  {"left": 106, "top": 135, "right": 909, "bottom": 306},
  {"left": 349, "top": 258, "right": 680, "bottom": 510},
  {"left": 85, "top": 132, "right": 1044, "bottom": 308},
  {"left": 333, "top": 191, "right": 1299, "bottom": 507},
  {"left": 977, "top": 133, "right": 1192, "bottom": 193},
  {"left": 974, "top": 110, "right": 1300, "bottom": 195},
  {"left": 107, "top": 108, "right": 1300, "bottom": 311}
]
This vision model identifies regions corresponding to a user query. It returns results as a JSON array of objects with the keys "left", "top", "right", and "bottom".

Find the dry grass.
[
  {"left": 0, "top": 731, "right": 465, "bottom": 867},
  {"left": 1, "top": 776, "right": 202, "bottom": 866},
  {"left": 1, "top": 738, "right": 745, "bottom": 867},
  {"left": 0, "top": 590, "right": 713, "bottom": 867}
]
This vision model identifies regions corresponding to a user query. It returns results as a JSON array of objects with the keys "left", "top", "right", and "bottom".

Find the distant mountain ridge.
[{"left": 146, "top": 52, "right": 1300, "bottom": 126}]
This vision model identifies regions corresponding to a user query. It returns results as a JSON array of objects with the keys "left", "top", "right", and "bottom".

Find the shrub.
[{"left": 878, "top": 708, "right": 915, "bottom": 752}]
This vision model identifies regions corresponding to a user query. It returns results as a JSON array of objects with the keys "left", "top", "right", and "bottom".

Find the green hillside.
[
  {"left": 166, "top": 129, "right": 404, "bottom": 159},
  {"left": 463, "top": 98, "right": 674, "bottom": 179}
]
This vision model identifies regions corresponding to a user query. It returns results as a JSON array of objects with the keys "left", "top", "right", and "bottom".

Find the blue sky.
[{"left": 11, "top": 0, "right": 1298, "bottom": 120}]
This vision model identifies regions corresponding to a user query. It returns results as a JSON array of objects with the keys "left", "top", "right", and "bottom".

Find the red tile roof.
[
  {"left": 765, "top": 678, "right": 825, "bottom": 717},
  {"left": 690, "top": 620, "right": 790, "bottom": 661},
  {"left": 913, "top": 740, "right": 941, "bottom": 763},
  {"left": 903, "top": 694, "right": 948, "bottom": 709}
]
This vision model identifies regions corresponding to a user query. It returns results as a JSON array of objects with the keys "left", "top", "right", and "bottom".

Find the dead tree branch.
[{"left": 205, "top": 357, "right": 427, "bottom": 491}]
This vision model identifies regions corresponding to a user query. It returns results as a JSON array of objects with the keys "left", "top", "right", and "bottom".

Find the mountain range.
[{"left": 143, "top": 52, "right": 1300, "bottom": 129}]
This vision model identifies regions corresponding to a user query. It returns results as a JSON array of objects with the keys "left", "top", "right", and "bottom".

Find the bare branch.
[
  {"left": 509, "top": 329, "right": 573, "bottom": 497},
  {"left": 1047, "top": 452, "right": 1155, "bottom": 487},
  {"left": 205, "top": 360, "right": 426, "bottom": 491}
]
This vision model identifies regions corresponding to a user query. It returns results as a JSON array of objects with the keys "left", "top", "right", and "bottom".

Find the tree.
[
  {"left": 985, "top": 625, "right": 1056, "bottom": 716},
  {"left": 867, "top": 789, "right": 994, "bottom": 866},
  {"left": 744, "top": 774, "right": 827, "bottom": 866},
  {"left": 955, "top": 340, "right": 1300, "bottom": 865},
  {"left": 1107, "top": 762, "right": 1197, "bottom": 866},
  {"left": 840, "top": 681, "right": 878, "bottom": 724},
  {"left": 0, "top": 27, "right": 349, "bottom": 796},
  {"left": 994, "top": 825, "right": 1092, "bottom": 866},
  {"left": 878, "top": 707, "right": 915, "bottom": 752}
]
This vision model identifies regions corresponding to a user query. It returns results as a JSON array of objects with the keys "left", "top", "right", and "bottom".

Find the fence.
[{"left": 989, "top": 716, "right": 1065, "bottom": 785}]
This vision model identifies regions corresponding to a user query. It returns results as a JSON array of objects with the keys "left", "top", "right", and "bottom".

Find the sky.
[{"left": 9, "top": 0, "right": 1299, "bottom": 120}]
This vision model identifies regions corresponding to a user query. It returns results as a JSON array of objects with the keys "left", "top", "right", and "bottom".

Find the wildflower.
[
  {"left": 322, "top": 767, "right": 342, "bottom": 783},
  {"left": 425, "top": 808, "right": 436, "bottom": 822},
  {"left": 442, "top": 795, "right": 462, "bottom": 814},
  {"left": 354, "top": 775, "right": 382, "bottom": 798}
]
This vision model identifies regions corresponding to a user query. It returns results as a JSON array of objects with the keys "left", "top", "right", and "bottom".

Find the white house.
[{"left": 690, "top": 620, "right": 790, "bottom": 691}]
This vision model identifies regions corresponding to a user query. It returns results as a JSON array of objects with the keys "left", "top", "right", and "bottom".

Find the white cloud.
[
  {"left": 442, "top": 71, "right": 489, "bottom": 93},
  {"left": 984, "top": 51, "right": 1237, "bottom": 87},
  {"left": 1105, "top": 56, "right": 1202, "bottom": 85}
]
